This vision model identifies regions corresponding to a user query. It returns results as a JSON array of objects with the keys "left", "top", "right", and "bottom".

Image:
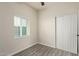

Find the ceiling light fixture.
[{"left": 41, "top": 2, "right": 45, "bottom": 6}]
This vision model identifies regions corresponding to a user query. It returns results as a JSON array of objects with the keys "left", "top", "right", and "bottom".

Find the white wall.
[
  {"left": 38, "top": 6, "right": 77, "bottom": 48},
  {"left": 0, "top": 3, "right": 37, "bottom": 56}
]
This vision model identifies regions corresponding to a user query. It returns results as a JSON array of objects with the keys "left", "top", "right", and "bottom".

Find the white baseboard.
[
  {"left": 7, "top": 42, "right": 37, "bottom": 56},
  {"left": 38, "top": 42, "right": 55, "bottom": 48}
]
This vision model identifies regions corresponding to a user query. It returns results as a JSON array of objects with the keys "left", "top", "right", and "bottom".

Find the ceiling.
[
  {"left": 26, "top": 2, "right": 79, "bottom": 10},
  {"left": 26, "top": 2, "right": 47, "bottom": 10}
]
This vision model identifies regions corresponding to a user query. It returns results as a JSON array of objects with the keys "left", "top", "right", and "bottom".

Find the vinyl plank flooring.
[{"left": 13, "top": 44, "right": 77, "bottom": 56}]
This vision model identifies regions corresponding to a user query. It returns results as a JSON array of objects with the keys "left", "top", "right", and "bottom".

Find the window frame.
[{"left": 14, "top": 16, "right": 27, "bottom": 38}]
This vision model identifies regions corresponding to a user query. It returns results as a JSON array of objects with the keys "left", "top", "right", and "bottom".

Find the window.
[{"left": 14, "top": 16, "right": 27, "bottom": 38}]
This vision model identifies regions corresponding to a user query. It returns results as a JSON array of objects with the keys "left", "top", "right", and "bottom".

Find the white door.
[{"left": 56, "top": 14, "right": 77, "bottom": 54}]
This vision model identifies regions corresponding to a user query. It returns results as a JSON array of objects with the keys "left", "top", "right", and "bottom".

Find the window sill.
[{"left": 14, "top": 36, "right": 27, "bottom": 39}]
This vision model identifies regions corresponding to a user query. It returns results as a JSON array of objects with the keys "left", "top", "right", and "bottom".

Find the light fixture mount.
[{"left": 41, "top": 2, "right": 45, "bottom": 6}]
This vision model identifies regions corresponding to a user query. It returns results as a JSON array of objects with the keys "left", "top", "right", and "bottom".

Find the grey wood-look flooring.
[{"left": 13, "top": 44, "right": 77, "bottom": 56}]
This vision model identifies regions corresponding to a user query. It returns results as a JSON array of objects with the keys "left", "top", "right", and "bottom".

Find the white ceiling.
[
  {"left": 26, "top": 2, "right": 79, "bottom": 10},
  {"left": 26, "top": 2, "right": 47, "bottom": 10}
]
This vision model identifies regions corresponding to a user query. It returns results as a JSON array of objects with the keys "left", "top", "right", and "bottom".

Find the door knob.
[{"left": 77, "top": 35, "right": 79, "bottom": 36}]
